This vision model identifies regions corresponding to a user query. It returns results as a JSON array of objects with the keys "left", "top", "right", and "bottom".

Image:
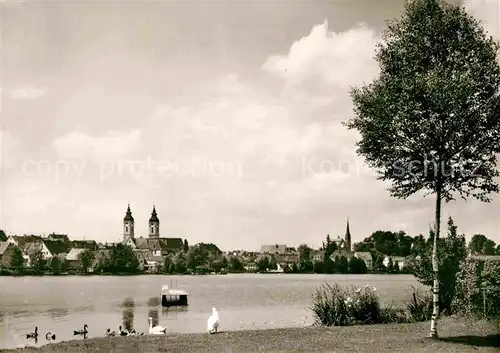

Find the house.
[
  {"left": 244, "top": 260, "right": 258, "bottom": 272},
  {"left": 383, "top": 256, "right": 406, "bottom": 270},
  {"left": 7, "top": 235, "right": 43, "bottom": 250},
  {"left": 260, "top": 244, "right": 287, "bottom": 255},
  {"left": 71, "top": 240, "right": 98, "bottom": 251},
  {"left": 330, "top": 249, "right": 354, "bottom": 261},
  {"left": 122, "top": 237, "right": 184, "bottom": 255},
  {"left": 65, "top": 248, "right": 88, "bottom": 270},
  {"left": 0, "top": 242, "right": 17, "bottom": 267},
  {"left": 25, "top": 239, "right": 71, "bottom": 260},
  {"left": 47, "top": 233, "right": 70, "bottom": 242},
  {"left": 0, "top": 230, "right": 7, "bottom": 242},
  {"left": 353, "top": 252, "right": 373, "bottom": 270},
  {"left": 311, "top": 250, "right": 325, "bottom": 263}
]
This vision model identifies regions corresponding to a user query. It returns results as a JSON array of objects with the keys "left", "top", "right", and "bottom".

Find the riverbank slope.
[{"left": 2, "top": 317, "right": 499, "bottom": 353}]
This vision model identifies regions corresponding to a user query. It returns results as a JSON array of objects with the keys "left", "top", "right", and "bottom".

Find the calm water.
[{"left": 0, "top": 274, "right": 422, "bottom": 349}]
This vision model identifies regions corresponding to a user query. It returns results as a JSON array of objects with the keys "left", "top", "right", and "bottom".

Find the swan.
[
  {"left": 118, "top": 326, "right": 128, "bottom": 336},
  {"left": 148, "top": 317, "right": 167, "bottom": 334},
  {"left": 45, "top": 332, "right": 56, "bottom": 341},
  {"left": 207, "top": 307, "right": 219, "bottom": 334},
  {"left": 73, "top": 324, "right": 88, "bottom": 335},
  {"left": 26, "top": 327, "right": 38, "bottom": 339},
  {"left": 106, "top": 328, "right": 116, "bottom": 336}
]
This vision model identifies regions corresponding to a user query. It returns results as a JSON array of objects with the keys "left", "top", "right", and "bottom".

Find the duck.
[
  {"left": 207, "top": 307, "right": 219, "bottom": 334},
  {"left": 45, "top": 332, "right": 56, "bottom": 341},
  {"left": 118, "top": 326, "right": 128, "bottom": 336},
  {"left": 73, "top": 324, "right": 88, "bottom": 335},
  {"left": 148, "top": 317, "right": 167, "bottom": 335},
  {"left": 106, "top": 328, "right": 116, "bottom": 337},
  {"left": 26, "top": 327, "right": 38, "bottom": 339},
  {"left": 127, "top": 329, "right": 136, "bottom": 336}
]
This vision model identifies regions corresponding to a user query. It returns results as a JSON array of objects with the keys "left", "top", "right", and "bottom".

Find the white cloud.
[
  {"left": 52, "top": 129, "right": 142, "bottom": 160},
  {"left": 262, "top": 19, "right": 380, "bottom": 89},
  {"left": 8, "top": 86, "right": 48, "bottom": 100}
]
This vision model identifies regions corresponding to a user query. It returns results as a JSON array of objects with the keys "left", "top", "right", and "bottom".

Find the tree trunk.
[{"left": 429, "top": 184, "right": 442, "bottom": 338}]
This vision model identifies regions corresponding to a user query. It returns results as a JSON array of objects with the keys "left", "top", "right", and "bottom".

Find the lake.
[{"left": 0, "top": 274, "right": 422, "bottom": 349}]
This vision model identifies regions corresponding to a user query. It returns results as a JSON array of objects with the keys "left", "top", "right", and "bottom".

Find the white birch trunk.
[{"left": 429, "top": 186, "right": 442, "bottom": 338}]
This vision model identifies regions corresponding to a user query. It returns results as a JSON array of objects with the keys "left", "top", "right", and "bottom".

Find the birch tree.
[{"left": 345, "top": 0, "right": 500, "bottom": 338}]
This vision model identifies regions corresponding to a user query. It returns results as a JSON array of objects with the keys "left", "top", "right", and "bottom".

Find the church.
[
  {"left": 329, "top": 219, "right": 373, "bottom": 270},
  {"left": 120, "top": 204, "right": 184, "bottom": 256}
]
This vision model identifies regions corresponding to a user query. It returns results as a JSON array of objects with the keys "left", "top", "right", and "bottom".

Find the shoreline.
[
  {"left": 2, "top": 317, "right": 498, "bottom": 353},
  {"left": 0, "top": 272, "right": 408, "bottom": 277}
]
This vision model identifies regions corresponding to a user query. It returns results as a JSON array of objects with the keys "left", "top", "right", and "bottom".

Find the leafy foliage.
[
  {"left": 104, "top": 244, "right": 140, "bottom": 274},
  {"left": 410, "top": 217, "right": 466, "bottom": 313},
  {"left": 29, "top": 249, "right": 46, "bottom": 274},
  {"left": 78, "top": 249, "right": 95, "bottom": 274},
  {"left": 469, "top": 234, "right": 497, "bottom": 255},
  {"left": 452, "top": 257, "right": 500, "bottom": 318},
  {"left": 10, "top": 247, "right": 24, "bottom": 270},
  {"left": 348, "top": 257, "right": 367, "bottom": 274},
  {"left": 346, "top": 0, "right": 500, "bottom": 203}
]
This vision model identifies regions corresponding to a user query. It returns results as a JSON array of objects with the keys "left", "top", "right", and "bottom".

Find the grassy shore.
[{"left": 2, "top": 317, "right": 499, "bottom": 353}]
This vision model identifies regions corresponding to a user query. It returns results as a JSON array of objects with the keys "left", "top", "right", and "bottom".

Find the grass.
[{"left": 2, "top": 317, "right": 499, "bottom": 353}]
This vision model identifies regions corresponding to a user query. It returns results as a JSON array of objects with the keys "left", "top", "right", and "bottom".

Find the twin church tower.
[{"left": 123, "top": 204, "right": 159, "bottom": 241}]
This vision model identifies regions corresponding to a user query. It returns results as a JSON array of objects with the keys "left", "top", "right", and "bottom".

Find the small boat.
[{"left": 161, "top": 285, "right": 188, "bottom": 307}]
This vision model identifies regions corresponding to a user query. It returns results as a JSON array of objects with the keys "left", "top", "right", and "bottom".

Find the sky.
[{"left": 1, "top": 0, "right": 499, "bottom": 251}]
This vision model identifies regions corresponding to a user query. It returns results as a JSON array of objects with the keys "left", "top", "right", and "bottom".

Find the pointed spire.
[
  {"left": 149, "top": 204, "right": 159, "bottom": 223},
  {"left": 124, "top": 204, "right": 134, "bottom": 222}
]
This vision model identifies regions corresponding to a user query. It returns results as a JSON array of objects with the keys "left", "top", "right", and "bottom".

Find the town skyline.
[{"left": 2, "top": 0, "right": 499, "bottom": 250}]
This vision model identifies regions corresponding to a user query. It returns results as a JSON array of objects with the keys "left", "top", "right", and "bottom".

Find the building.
[
  {"left": 71, "top": 240, "right": 98, "bottom": 251},
  {"left": 311, "top": 249, "right": 325, "bottom": 263},
  {"left": 47, "top": 233, "right": 70, "bottom": 242},
  {"left": 25, "top": 239, "right": 71, "bottom": 260},
  {"left": 6, "top": 235, "right": 43, "bottom": 250},
  {"left": 121, "top": 204, "right": 184, "bottom": 266},
  {"left": 123, "top": 204, "right": 135, "bottom": 242},
  {"left": 353, "top": 252, "right": 373, "bottom": 270},
  {"left": 149, "top": 206, "right": 160, "bottom": 238},
  {"left": 260, "top": 244, "right": 287, "bottom": 255},
  {"left": 0, "top": 230, "right": 7, "bottom": 242},
  {"left": 65, "top": 248, "right": 87, "bottom": 270},
  {"left": 0, "top": 242, "right": 17, "bottom": 267},
  {"left": 383, "top": 256, "right": 406, "bottom": 270}
]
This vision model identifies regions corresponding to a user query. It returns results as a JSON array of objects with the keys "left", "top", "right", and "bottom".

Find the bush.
[
  {"left": 311, "top": 282, "right": 437, "bottom": 327},
  {"left": 311, "top": 282, "right": 381, "bottom": 326},
  {"left": 311, "top": 282, "right": 351, "bottom": 326},
  {"left": 406, "top": 285, "right": 433, "bottom": 322},
  {"left": 452, "top": 257, "right": 500, "bottom": 318},
  {"left": 410, "top": 217, "right": 467, "bottom": 314}
]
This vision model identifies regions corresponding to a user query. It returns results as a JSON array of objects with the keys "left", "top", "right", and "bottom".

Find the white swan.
[
  {"left": 207, "top": 307, "right": 219, "bottom": 334},
  {"left": 148, "top": 317, "right": 167, "bottom": 335}
]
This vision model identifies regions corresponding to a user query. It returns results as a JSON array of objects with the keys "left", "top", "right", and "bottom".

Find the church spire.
[
  {"left": 345, "top": 217, "right": 352, "bottom": 252},
  {"left": 149, "top": 205, "right": 160, "bottom": 238}
]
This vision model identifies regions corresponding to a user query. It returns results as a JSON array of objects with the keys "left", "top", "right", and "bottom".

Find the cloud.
[
  {"left": 52, "top": 129, "right": 142, "bottom": 160},
  {"left": 8, "top": 86, "right": 48, "bottom": 100},
  {"left": 262, "top": 19, "right": 380, "bottom": 89}
]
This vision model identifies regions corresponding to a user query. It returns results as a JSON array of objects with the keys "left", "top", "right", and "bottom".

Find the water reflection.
[
  {"left": 121, "top": 298, "right": 135, "bottom": 332},
  {"left": 47, "top": 308, "right": 68, "bottom": 319},
  {"left": 147, "top": 297, "right": 160, "bottom": 307}
]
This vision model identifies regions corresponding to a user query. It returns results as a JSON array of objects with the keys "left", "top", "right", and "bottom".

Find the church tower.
[
  {"left": 149, "top": 205, "right": 160, "bottom": 238},
  {"left": 345, "top": 218, "right": 352, "bottom": 252},
  {"left": 123, "top": 204, "right": 135, "bottom": 241}
]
